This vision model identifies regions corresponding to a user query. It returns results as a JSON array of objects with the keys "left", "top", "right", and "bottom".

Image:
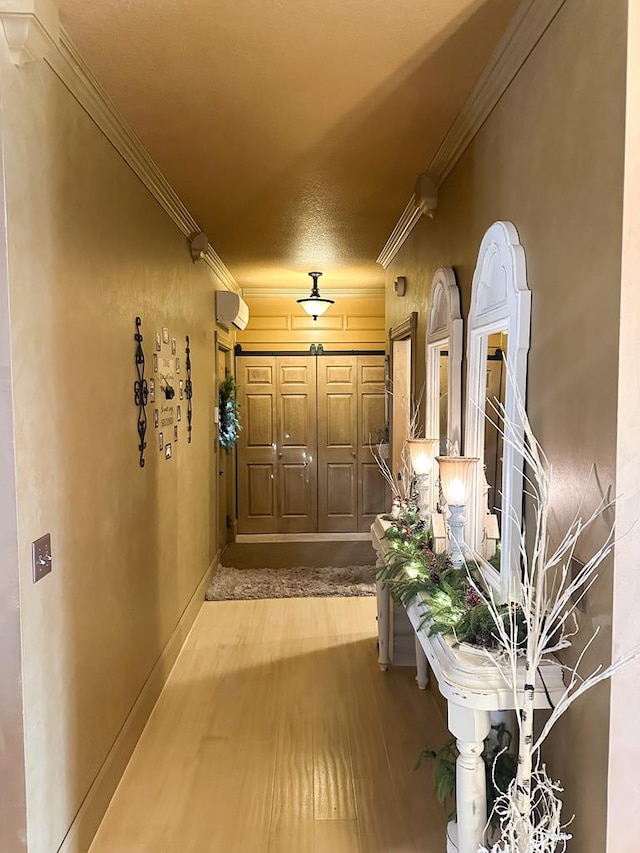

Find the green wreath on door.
[{"left": 218, "top": 375, "right": 241, "bottom": 451}]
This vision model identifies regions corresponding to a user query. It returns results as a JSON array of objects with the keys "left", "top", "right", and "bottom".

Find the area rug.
[{"left": 205, "top": 564, "right": 376, "bottom": 601}]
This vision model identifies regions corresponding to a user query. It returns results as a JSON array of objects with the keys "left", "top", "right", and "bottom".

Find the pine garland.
[
  {"left": 377, "top": 509, "right": 525, "bottom": 650},
  {"left": 218, "top": 375, "right": 242, "bottom": 451}
]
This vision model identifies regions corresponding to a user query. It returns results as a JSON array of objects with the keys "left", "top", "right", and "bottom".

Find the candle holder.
[
  {"left": 406, "top": 438, "right": 438, "bottom": 519},
  {"left": 435, "top": 455, "right": 478, "bottom": 568}
]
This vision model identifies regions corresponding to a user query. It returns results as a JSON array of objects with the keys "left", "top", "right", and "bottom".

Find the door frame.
[
  {"left": 388, "top": 312, "right": 418, "bottom": 482},
  {"left": 216, "top": 333, "right": 235, "bottom": 547}
]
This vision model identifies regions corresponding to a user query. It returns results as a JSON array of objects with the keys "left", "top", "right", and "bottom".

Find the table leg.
[
  {"left": 376, "top": 578, "right": 390, "bottom": 671},
  {"left": 415, "top": 634, "right": 429, "bottom": 689},
  {"left": 447, "top": 703, "right": 491, "bottom": 853}
]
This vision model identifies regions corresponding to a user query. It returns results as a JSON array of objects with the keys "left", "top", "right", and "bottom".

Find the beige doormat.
[{"left": 205, "top": 564, "right": 376, "bottom": 601}]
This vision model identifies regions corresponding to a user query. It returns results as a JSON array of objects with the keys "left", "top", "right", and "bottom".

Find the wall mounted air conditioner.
[{"left": 216, "top": 291, "right": 249, "bottom": 331}]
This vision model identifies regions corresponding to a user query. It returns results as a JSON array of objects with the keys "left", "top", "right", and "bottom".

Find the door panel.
[
  {"left": 277, "top": 356, "right": 317, "bottom": 533},
  {"left": 280, "top": 364, "right": 309, "bottom": 384},
  {"left": 326, "top": 394, "right": 353, "bottom": 445},
  {"left": 317, "top": 356, "right": 358, "bottom": 531},
  {"left": 246, "top": 395, "right": 274, "bottom": 446},
  {"left": 247, "top": 464, "right": 277, "bottom": 517},
  {"left": 246, "top": 364, "right": 274, "bottom": 384},
  {"left": 281, "top": 395, "right": 309, "bottom": 446},
  {"left": 357, "top": 356, "right": 388, "bottom": 531},
  {"left": 327, "top": 463, "right": 355, "bottom": 516},
  {"left": 361, "top": 462, "right": 387, "bottom": 518},
  {"left": 236, "top": 357, "right": 278, "bottom": 533},
  {"left": 281, "top": 463, "right": 311, "bottom": 517},
  {"left": 360, "top": 393, "right": 386, "bottom": 447}
]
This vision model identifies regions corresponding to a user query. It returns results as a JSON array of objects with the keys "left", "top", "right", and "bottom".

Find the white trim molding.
[
  {"left": 376, "top": 194, "right": 422, "bottom": 269},
  {"left": 377, "top": 0, "right": 567, "bottom": 269},
  {"left": 0, "top": 0, "right": 59, "bottom": 66},
  {"left": 0, "top": 2, "right": 240, "bottom": 292}
]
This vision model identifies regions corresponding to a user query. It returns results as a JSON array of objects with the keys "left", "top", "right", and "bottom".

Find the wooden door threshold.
[{"left": 235, "top": 532, "right": 371, "bottom": 543}]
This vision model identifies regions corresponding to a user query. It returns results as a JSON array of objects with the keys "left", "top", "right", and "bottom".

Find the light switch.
[{"left": 32, "top": 533, "right": 52, "bottom": 583}]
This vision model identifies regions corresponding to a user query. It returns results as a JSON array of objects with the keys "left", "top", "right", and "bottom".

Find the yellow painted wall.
[
  {"left": 385, "top": 0, "right": 625, "bottom": 848},
  {"left": 0, "top": 45, "right": 231, "bottom": 852},
  {"left": 236, "top": 295, "right": 385, "bottom": 351}
]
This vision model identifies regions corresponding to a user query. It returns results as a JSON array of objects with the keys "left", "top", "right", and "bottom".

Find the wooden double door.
[{"left": 236, "top": 354, "right": 387, "bottom": 533}]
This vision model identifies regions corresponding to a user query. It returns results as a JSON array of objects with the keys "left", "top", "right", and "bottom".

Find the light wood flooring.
[{"left": 89, "top": 597, "right": 448, "bottom": 853}]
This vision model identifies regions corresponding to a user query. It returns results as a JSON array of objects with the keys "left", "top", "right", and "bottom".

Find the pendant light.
[{"left": 296, "top": 271, "right": 335, "bottom": 321}]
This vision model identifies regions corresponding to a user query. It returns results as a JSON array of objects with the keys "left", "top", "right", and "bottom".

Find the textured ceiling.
[{"left": 57, "top": 0, "right": 518, "bottom": 291}]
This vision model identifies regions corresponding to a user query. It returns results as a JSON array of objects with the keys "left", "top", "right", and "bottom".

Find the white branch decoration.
[{"left": 474, "top": 392, "right": 640, "bottom": 852}]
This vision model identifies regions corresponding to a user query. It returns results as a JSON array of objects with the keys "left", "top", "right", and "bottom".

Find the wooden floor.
[{"left": 89, "top": 597, "right": 448, "bottom": 853}]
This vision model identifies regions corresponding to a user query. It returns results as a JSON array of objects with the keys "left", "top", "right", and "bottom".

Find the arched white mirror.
[
  {"left": 464, "top": 221, "right": 531, "bottom": 599},
  {"left": 425, "top": 267, "right": 463, "bottom": 458}
]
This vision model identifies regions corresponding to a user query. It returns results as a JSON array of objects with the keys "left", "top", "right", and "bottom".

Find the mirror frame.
[
  {"left": 389, "top": 312, "right": 418, "bottom": 481},
  {"left": 464, "top": 221, "right": 531, "bottom": 599},
  {"left": 425, "top": 267, "right": 463, "bottom": 456}
]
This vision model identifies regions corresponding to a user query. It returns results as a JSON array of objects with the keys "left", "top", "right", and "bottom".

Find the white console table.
[{"left": 371, "top": 515, "right": 564, "bottom": 853}]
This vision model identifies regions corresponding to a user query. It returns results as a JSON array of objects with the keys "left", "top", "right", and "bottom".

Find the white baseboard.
[
  {"left": 235, "top": 532, "right": 371, "bottom": 543},
  {"left": 57, "top": 555, "right": 217, "bottom": 853}
]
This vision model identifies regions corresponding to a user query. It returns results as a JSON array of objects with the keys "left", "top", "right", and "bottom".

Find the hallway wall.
[
  {"left": 0, "top": 41, "right": 228, "bottom": 853},
  {"left": 385, "top": 0, "right": 626, "bottom": 849}
]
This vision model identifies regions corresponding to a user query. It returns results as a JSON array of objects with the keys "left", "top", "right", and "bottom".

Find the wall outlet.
[{"left": 32, "top": 533, "right": 52, "bottom": 583}]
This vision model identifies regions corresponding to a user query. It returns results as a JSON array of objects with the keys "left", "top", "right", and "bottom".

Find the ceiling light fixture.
[{"left": 296, "top": 271, "right": 334, "bottom": 321}]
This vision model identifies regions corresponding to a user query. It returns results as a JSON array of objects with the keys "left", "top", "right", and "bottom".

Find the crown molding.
[
  {"left": 30, "top": 22, "right": 241, "bottom": 293},
  {"left": 0, "top": 0, "right": 59, "bottom": 66},
  {"left": 242, "top": 285, "right": 385, "bottom": 299},
  {"left": 376, "top": 194, "right": 422, "bottom": 269},
  {"left": 377, "top": 0, "right": 567, "bottom": 270}
]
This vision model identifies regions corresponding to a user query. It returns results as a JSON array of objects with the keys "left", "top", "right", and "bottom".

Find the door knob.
[
  {"left": 352, "top": 451, "right": 356, "bottom": 458},
  {"left": 278, "top": 452, "right": 283, "bottom": 458}
]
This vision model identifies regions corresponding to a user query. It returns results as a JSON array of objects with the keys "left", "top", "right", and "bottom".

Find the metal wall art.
[
  {"left": 134, "top": 316, "right": 149, "bottom": 468},
  {"left": 185, "top": 335, "right": 193, "bottom": 443}
]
